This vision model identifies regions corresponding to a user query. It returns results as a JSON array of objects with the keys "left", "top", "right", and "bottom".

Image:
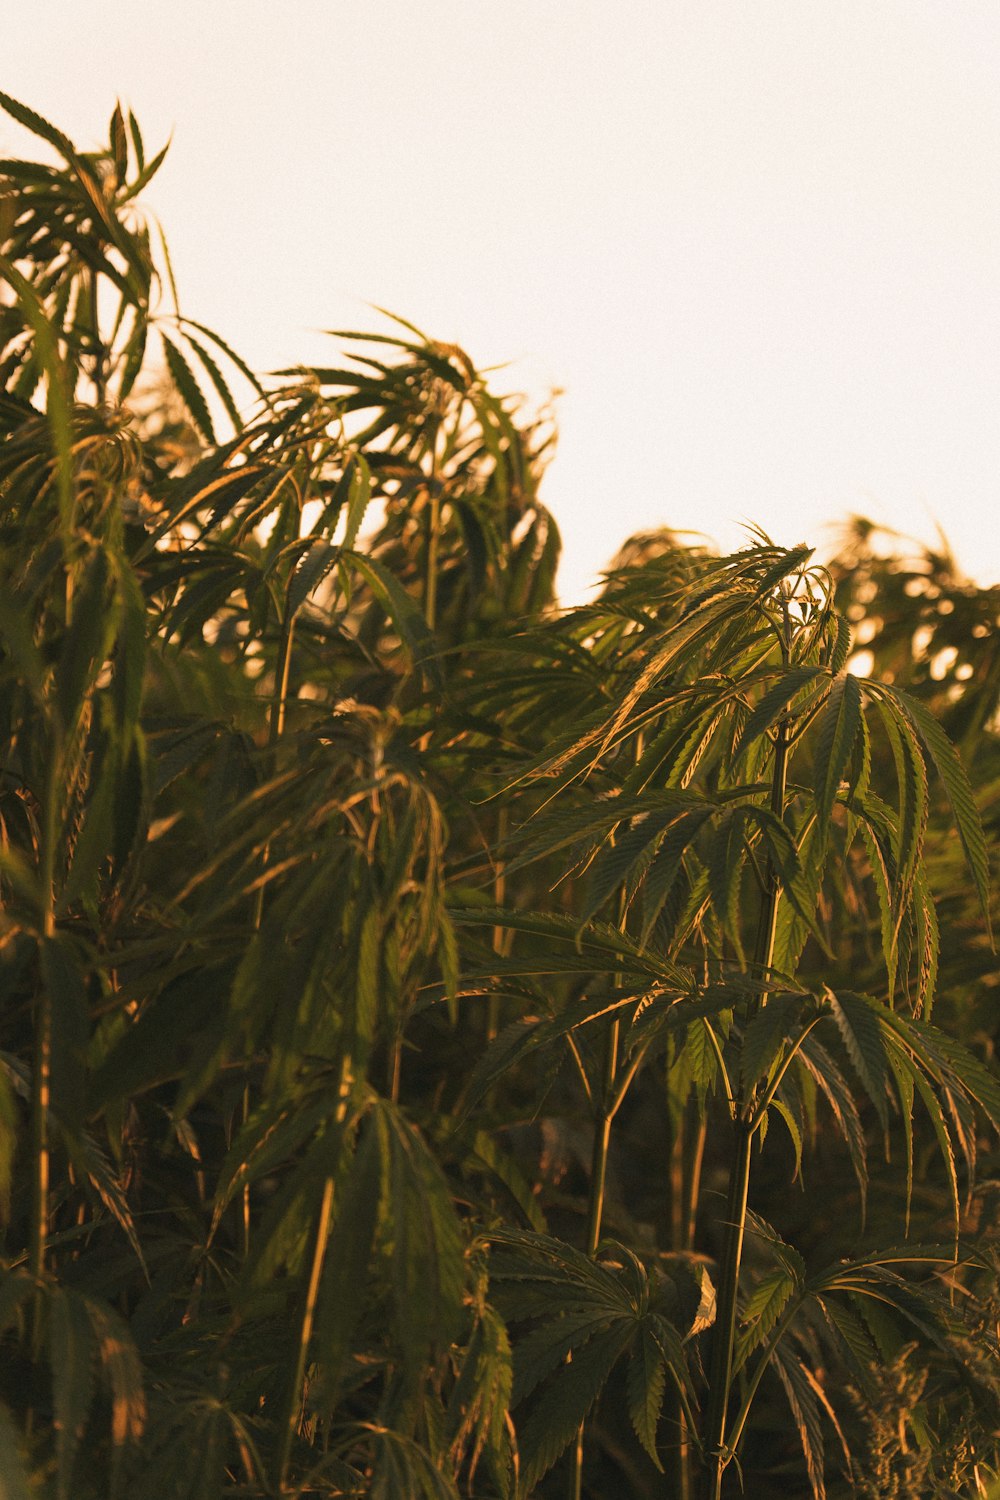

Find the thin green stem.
[
  {"left": 425, "top": 489, "right": 440, "bottom": 630},
  {"left": 722, "top": 1300, "right": 800, "bottom": 1462},
  {"left": 588, "top": 989, "right": 623, "bottom": 1258},
  {"left": 607, "top": 1040, "right": 648, "bottom": 1120},
  {"left": 245, "top": 606, "right": 297, "bottom": 1248},
  {"left": 487, "top": 808, "right": 509, "bottom": 1044},
  {"left": 273, "top": 1174, "right": 335, "bottom": 1492},
  {"left": 421, "top": 415, "right": 443, "bottom": 632},
  {"left": 701, "top": 719, "right": 789, "bottom": 1500},
  {"left": 269, "top": 609, "right": 296, "bottom": 748},
  {"left": 701, "top": 1021, "right": 736, "bottom": 1120},
  {"left": 663, "top": 1088, "right": 695, "bottom": 1500},
  {"left": 29, "top": 982, "right": 52, "bottom": 1285},
  {"left": 90, "top": 269, "right": 106, "bottom": 405},
  {"left": 30, "top": 736, "right": 62, "bottom": 1292},
  {"left": 745, "top": 1015, "right": 823, "bottom": 1135},
  {"left": 571, "top": 972, "right": 623, "bottom": 1497}
]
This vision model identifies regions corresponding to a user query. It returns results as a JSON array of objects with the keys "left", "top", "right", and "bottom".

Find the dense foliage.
[{"left": 1, "top": 96, "right": 998, "bottom": 1499}]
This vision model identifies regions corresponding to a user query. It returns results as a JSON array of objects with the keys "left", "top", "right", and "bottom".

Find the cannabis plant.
[
  {"left": 1, "top": 93, "right": 997, "bottom": 1500},
  {"left": 455, "top": 536, "right": 999, "bottom": 1497}
]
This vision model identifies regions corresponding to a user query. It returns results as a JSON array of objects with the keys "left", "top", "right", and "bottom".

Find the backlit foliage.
[{"left": 1, "top": 97, "right": 998, "bottom": 1499}]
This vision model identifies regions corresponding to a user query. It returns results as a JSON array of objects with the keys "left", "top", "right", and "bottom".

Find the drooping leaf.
[
  {"left": 162, "top": 331, "right": 216, "bottom": 443},
  {"left": 825, "top": 991, "right": 890, "bottom": 1136},
  {"left": 626, "top": 1323, "right": 666, "bottom": 1469},
  {"left": 812, "top": 671, "right": 862, "bottom": 822},
  {"left": 516, "top": 1321, "right": 634, "bottom": 1493},
  {"left": 881, "top": 683, "right": 993, "bottom": 938},
  {"left": 733, "top": 666, "right": 828, "bottom": 764},
  {"left": 771, "top": 1341, "right": 827, "bottom": 1500},
  {"left": 317, "top": 1108, "right": 385, "bottom": 1403}
]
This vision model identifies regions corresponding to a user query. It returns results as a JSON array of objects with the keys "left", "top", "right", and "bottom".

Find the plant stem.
[
  {"left": 30, "top": 738, "right": 62, "bottom": 1292},
  {"left": 425, "top": 488, "right": 441, "bottom": 631},
  {"left": 29, "top": 978, "right": 52, "bottom": 1287},
  {"left": 423, "top": 421, "right": 442, "bottom": 631},
  {"left": 701, "top": 720, "right": 789, "bottom": 1500},
  {"left": 90, "top": 269, "right": 106, "bottom": 405},
  {"left": 487, "top": 808, "right": 509, "bottom": 1044},
  {"left": 273, "top": 1174, "right": 335, "bottom": 1492},
  {"left": 590, "top": 1011, "right": 622, "bottom": 1242},
  {"left": 570, "top": 1012, "right": 620, "bottom": 1500},
  {"left": 663, "top": 1092, "right": 692, "bottom": 1500},
  {"left": 242, "top": 609, "right": 299, "bottom": 1253}
]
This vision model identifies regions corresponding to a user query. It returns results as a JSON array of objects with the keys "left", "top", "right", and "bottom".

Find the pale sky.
[{"left": 7, "top": 2, "right": 1000, "bottom": 597}]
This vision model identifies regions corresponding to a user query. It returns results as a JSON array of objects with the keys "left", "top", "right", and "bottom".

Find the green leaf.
[
  {"left": 383, "top": 1104, "right": 466, "bottom": 1377},
  {"left": 126, "top": 109, "right": 144, "bottom": 169},
  {"left": 162, "top": 331, "right": 216, "bottom": 443},
  {"left": 869, "top": 695, "right": 927, "bottom": 925},
  {"left": 734, "top": 1270, "right": 794, "bottom": 1371},
  {"left": 825, "top": 991, "right": 890, "bottom": 1136},
  {"left": 118, "top": 137, "right": 171, "bottom": 204},
  {"left": 812, "top": 671, "right": 862, "bottom": 821},
  {"left": 707, "top": 809, "right": 747, "bottom": 965},
  {"left": 183, "top": 330, "right": 243, "bottom": 432},
  {"left": 771, "top": 1343, "right": 827, "bottom": 1500},
  {"left": 516, "top": 1321, "right": 633, "bottom": 1493},
  {"left": 108, "top": 103, "right": 127, "bottom": 181},
  {"left": 345, "top": 550, "right": 442, "bottom": 686},
  {"left": 0, "top": 594, "right": 46, "bottom": 701},
  {"left": 910, "top": 865, "right": 940, "bottom": 1018},
  {"left": 59, "top": 1126, "right": 146, "bottom": 1272},
  {"left": 286, "top": 538, "right": 341, "bottom": 617},
  {"left": 318, "top": 1109, "right": 385, "bottom": 1403},
  {"left": 733, "top": 666, "right": 828, "bottom": 763},
  {"left": 885, "top": 1049, "right": 915, "bottom": 1233},
  {"left": 356, "top": 904, "right": 381, "bottom": 1046},
  {"left": 799, "top": 1035, "right": 868, "bottom": 1216},
  {"left": 909, "top": 1064, "right": 960, "bottom": 1236},
  {"left": 510, "top": 1313, "right": 623, "bottom": 1407},
  {"left": 827, "top": 611, "right": 852, "bottom": 673},
  {"left": 881, "top": 684, "right": 992, "bottom": 939},
  {"left": 853, "top": 799, "right": 898, "bottom": 999},
  {"left": 58, "top": 749, "right": 117, "bottom": 913},
  {"left": 627, "top": 1323, "right": 666, "bottom": 1469},
  {"left": 79, "top": 1294, "right": 145, "bottom": 1447},
  {"left": 49, "top": 1288, "right": 96, "bottom": 1500},
  {"left": 342, "top": 453, "right": 372, "bottom": 551},
  {"left": 179, "top": 316, "right": 267, "bottom": 398},
  {"left": 742, "top": 992, "right": 804, "bottom": 1094},
  {"left": 0, "top": 91, "right": 78, "bottom": 164},
  {"left": 55, "top": 548, "right": 113, "bottom": 728},
  {"left": 641, "top": 806, "right": 716, "bottom": 941},
  {"left": 581, "top": 805, "right": 682, "bottom": 926},
  {"left": 0, "top": 255, "right": 73, "bottom": 526},
  {"left": 771, "top": 1096, "right": 804, "bottom": 1181}
]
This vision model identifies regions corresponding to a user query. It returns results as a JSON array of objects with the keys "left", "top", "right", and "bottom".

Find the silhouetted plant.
[{"left": 1, "top": 95, "right": 997, "bottom": 1500}]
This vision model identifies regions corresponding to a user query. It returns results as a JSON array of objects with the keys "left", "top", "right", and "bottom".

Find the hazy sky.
[{"left": 7, "top": 2, "right": 1000, "bottom": 597}]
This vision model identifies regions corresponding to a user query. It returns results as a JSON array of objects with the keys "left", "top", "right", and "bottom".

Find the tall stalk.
[
  {"left": 273, "top": 1175, "right": 335, "bottom": 1491},
  {"left": 700, "top": 719, "right": 789, "bottom": 1500},
  {"left": 243, "top": 607, "right": 298, "bottom": 1251},
  {"left": 571, "top": 872, "right": 632, "bottom": 1499},
  {"left": 663, "top": 1094, "right": 706, "bottom": 1500},
  {"left": 423, "top": 419, "right": 443, "bottom": 632},
  {"left": 487, "top": 807, "right": 510, "bottom": 1045},
  {"left": 569, "top": 1014, "right": 620, "bottom": 1500},
  {"left": 29, "top": 677, "right": 66, "bottom": 1293}
]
